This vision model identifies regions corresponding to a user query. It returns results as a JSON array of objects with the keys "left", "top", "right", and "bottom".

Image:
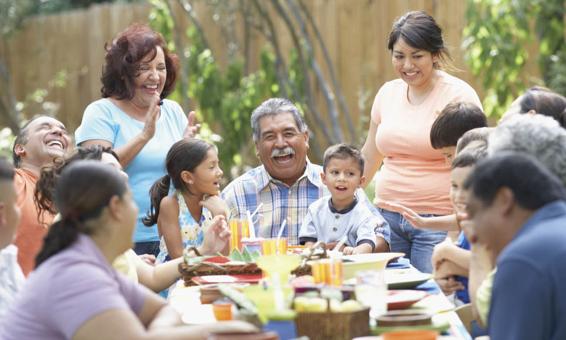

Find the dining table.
[{"left": 168, "top": 257, "right": 472, "bottom": 340}]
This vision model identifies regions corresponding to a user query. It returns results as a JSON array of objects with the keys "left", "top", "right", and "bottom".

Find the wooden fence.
[{"left": 0, "top": 0, "right": 537, "bottom": 136}]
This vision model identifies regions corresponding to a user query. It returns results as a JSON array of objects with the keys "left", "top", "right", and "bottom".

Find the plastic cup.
[
  {"left": 212, "top": 301, "right": 233, "bottom": 321},
  {"left": 241, "top": 237, "right": 263, "bottom": 254},
  {"left": 355, "top": 270, "right": 387, "bottom": 318},
  {"left": 261, "top": 238, "right": 288, "bottom": 255},
  {"left": 229, "top": 219, "right": 250, "bottom": 252},
  {"left": 311, "top": 258, "right": 343, "bottom": 286}
]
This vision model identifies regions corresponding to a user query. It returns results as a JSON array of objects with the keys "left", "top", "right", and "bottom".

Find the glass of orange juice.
[
  {"left": 311, "top": 258, "right": 343, "bottom": 286},
  {"left": 261, "top": 238, "right": 288, "bottom": 255},
  {"left": 229, "top": 218, "right": 250, "bottom": 252}
]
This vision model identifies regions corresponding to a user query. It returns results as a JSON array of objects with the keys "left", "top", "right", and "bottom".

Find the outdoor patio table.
[{"left": 167, "top": 260, "right": 472, "bottom": 340}]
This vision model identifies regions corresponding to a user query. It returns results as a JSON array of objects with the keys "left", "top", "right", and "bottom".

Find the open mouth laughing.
[{"left": 271, "top": 147, "right": 295, "bottom": 165}]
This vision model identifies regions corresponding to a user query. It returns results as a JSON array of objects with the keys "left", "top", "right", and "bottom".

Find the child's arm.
[
  {"left": 304, "top": 241, "right": 316, "bottom": 248},
  {"left": 134, "top": 252, "right": 183, "bottom": 292},
  {"left": 344, "top": 242, "right": 373, "bottom": 255},
  {"left": 200, "top": 195, "right": 230, "bottom": 218},
  {"left": 379, "top": 201, "right": 459, "bottom": 231},
  {"left": 434, "top": 258, "right": 468, "bottom": 278},
  {"left": 431, "top": 238, "right": 471, "bottom": 272},
  {"left": 157, "top": 196, "right": 184, "bottom": 259},
  {"left": 469, "top": 243, "right": 495, "bottom": 327},
  {"left": 298, "top": 206, "right": 319, "bottom": 246}
]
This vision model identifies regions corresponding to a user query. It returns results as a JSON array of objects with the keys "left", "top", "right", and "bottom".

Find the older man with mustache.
[
  {"left": 222, "top": 98, "right": 389, "bottom": 250},
  {"left": 11, "top": 116, "right": 71, "bottom": 275}
]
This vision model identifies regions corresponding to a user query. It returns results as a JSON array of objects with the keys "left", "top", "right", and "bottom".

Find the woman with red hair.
[{"left": 75, "top": 24, "right": 198, "bottom": 257}]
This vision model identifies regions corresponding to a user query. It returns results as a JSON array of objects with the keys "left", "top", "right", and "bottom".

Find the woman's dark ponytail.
[
  {"left": 143, "top": 174, "right": 171, "bottom": 226},
  {"left": 35, "top": 218, "right": 80, "bottom": 267}
]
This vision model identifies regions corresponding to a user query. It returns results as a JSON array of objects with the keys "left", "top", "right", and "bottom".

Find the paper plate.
[
  {"left": 181, "top": 304, "right": 217, "bottom": 325},
  {"left": 385, "top": 269, "right": 431, "bottom": 289}
]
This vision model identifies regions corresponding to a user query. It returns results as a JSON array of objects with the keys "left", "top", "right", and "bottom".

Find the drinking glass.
[
  {"left": 229, "top": 218, "right": 249, "bottom": 252},
  {"left": 355, "top": 270, "right": 387, "bottom": 318}
]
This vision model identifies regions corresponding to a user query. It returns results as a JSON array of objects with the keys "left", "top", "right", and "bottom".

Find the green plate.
[{"left": 371, "top": 320, "right": 450, "bottom": 334}]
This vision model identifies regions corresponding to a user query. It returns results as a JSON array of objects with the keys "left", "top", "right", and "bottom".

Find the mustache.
[{"left": 271, "top": 147, "right": 295, "bottom": 158}]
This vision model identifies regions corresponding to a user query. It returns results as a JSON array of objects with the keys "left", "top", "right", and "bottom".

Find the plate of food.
[
  {"left": 385, "top": 269, "right": 431, "bottom": 289},
  {"left": 340, "top": 253, "right": 405, "bottom": 280},
  {"left": 386, "top": 290, "right": 428, "bottom": 310}
]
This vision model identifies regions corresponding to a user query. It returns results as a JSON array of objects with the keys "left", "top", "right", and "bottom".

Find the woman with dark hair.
[
  {"left": 34, "top": 145, "right": 220, "bottom": 293},
  {"left": 2, "top": 161, "right": 255, "bottom": 339},
  {"left": 361, "top": 11, "right": 482, "bottom": 273},
  {"left": 501, "top": 86, "right": 566, "bottom": 127},
  {"left": 75, "top": 24, "right": 198, "bottom": 257}
]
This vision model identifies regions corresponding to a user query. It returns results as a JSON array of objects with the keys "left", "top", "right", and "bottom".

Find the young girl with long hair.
[{"left": 144, "top": 139, "right": 230, "bottom": 263}]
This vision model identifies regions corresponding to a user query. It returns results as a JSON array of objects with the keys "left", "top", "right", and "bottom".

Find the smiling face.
[
  {"left": 450, "top": 166, "right": 472, "bottom": 215},
  {"left": 392, "top": 37, "right": 438, "bottom": 91},
  {"left": 131, "top": 46, "right": 166, "bottom": 108},
  {"left": 322, "top": 157, "right": 365, "bottom": 209},
  {"left": 255, "top": 112, "right": 309, "bottom": 186},
  {"left": 14, "top": 117, "right": 70, "bottom": 169},
  {"left": 184, "top": 148, "right": 223, "bottom": 196}
]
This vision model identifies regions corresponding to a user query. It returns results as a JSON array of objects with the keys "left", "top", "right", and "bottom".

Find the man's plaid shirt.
[{"left": 222, "top": 161, "right": 389, "bottom": 246}]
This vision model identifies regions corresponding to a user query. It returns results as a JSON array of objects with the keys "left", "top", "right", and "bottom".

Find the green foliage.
[
  {"left": 0, "top": 128, "right": 16, "bottom": 161},
  {"left": 464, "top": 0, "right": 565, "bottom": 118},
  {"left": 25, "top": 0, "right": 142, "bottom": 15},
  {"left": 149, "top": 2, "right": 296, "bottom": 177},
  {"left": 0, "top": 0, "right": 36, "bottom": 36}
]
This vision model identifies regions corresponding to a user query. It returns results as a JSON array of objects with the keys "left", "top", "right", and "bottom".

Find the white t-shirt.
[{"left": 0, "top": 245, "right": 25, "bottom": 320}]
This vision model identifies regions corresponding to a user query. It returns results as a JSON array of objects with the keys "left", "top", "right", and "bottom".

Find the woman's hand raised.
[
  {"left": 183, "top": 111, "right": 201, "bottom": 139},
  {"left": 141, "top": 95, "right": 161, "bottom": 142}
]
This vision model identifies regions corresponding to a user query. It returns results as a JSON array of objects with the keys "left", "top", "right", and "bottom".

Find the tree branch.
[
  {"left": 166, "top": 0, "right": 190, "bottom": 110},
  {"left": 270, "top": 0, "right": 334, "bottom": 144},
  {"left": 296, "top": 0, "right": 355, "bottom": 141}
]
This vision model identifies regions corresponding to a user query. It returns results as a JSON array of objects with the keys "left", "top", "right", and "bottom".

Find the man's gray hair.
[
  {"left": 488, "top": 114, "right": 566, "bottom": 186},
  {"left": 251, "top": 98, "right": 308, "bottom": 141}
]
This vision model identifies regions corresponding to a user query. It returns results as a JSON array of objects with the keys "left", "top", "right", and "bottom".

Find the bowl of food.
[{"left": 342, "top": 253, "right": 404, "bottom": 280}]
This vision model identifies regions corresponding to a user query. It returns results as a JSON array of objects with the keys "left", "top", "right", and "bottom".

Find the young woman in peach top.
[{"left": 361, "top": 11, "right": 482, "bottom": 273}]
